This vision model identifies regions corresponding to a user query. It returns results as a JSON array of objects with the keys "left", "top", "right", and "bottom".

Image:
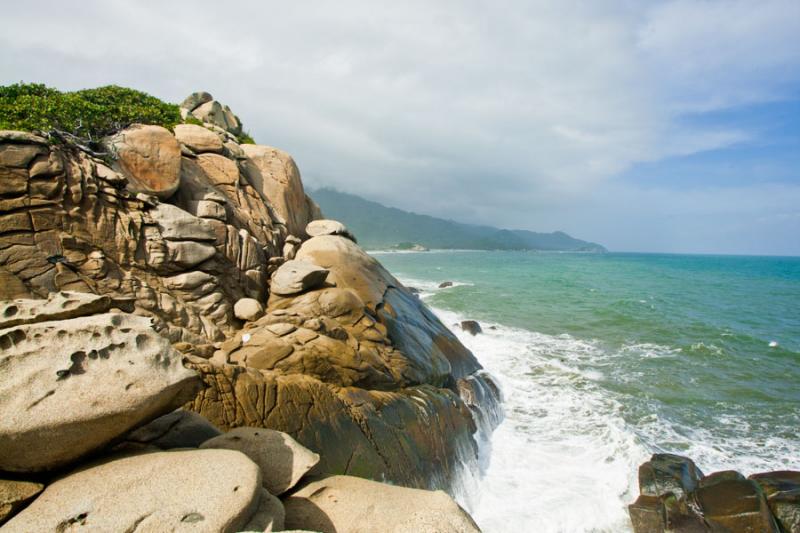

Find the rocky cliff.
[{"left": 0, "top": 87, "right": 501, "bottom": 529}]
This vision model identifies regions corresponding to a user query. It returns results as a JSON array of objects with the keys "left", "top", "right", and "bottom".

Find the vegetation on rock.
[{"left": 0, "top": 83, "right": 182, "bottom": 141}]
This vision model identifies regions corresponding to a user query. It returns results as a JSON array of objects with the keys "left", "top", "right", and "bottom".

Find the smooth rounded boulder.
[
  {"left": 305, "top": 219, "right": 356, "bottom": 242},
  {"left": 200, "top": 427, "right": 320, "bottom": 495},
  {"left": 283, "top": 475, "right": 481, "bottom": 533},
  {"left": 270, "top": 259, "right": 329, "bottom": 296},
  {"left": 174, "top": 123, "right": 224, "bottom": 154},
  {"left": 0, "top": 312, "right": 200, "bottom": 472},
  {"left": 123, "top": 409, "right": 222, "bottom": 449},
  {"left": 2, "top": 449, "right": 268, "bottom": 533},
  {"left": 234, "top": 298, "right": 265, "bottom": 322},
  {"left": 104, "top": 124, "right": 182, "bottom": 199}
]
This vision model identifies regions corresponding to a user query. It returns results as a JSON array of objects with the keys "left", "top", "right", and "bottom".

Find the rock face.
[
  {"left": 2, "top": 449, "right": 270, "bottom": 533},
  {"left": 104, "top": 124, "right": 182, "bottom": 199},
  {"left": 0, "top": 308, "right": 199, "bottom": 472},
  {"left": 200, "top": 427, "right": 320, "bottom": 495},
  {"left": 629, "top": 454, "right": 792, "bottom": 533},
  {"left": 0, "top": 89, "right": 500, "bottom": 522},
  {"left": 283, "top": 475, "right": 481, "bottom": 533},
  {"left": 241, "top": 144, "right": 317, "bottom": 237}
]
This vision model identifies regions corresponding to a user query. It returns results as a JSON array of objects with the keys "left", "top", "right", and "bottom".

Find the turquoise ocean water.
[{"left": 371, "top": 250, "right": 800, "bottom": 532}]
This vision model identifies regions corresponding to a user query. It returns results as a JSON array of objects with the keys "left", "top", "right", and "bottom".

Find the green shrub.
[
  {"left": 237, "top": 130, "right": 256, "bottom": 144},
  {"left": 0, "top": 83, "right": 182, "bottom": 141}
]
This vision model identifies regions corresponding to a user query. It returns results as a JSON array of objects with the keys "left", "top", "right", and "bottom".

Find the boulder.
[
  {"left": 149, "top": 202, "right": 217, "bottom": 242},
  {"left": 439, "top": 281, "right": 454, "bottom": 288},
  {"left": 200, "top": 427, "right": 320, "bottom": 495},
  {"left": 2, "top": 449, "right": 270, "bottom": 533},
  {"left": 174, "top": 123, "right": 224, "bottom": 154},
  {"left": 0, "top": 479, "right": 43, "bottom": 525},
  {"left": 180, "top": 91, "right": 213, "bottom": 112},
  {"left": 234, "top": 298, "right": 264, "bottom": 322},
  {"left": 104, "top": 124, "right": 182, "bottom": 199},
  {"left": 460, "top": 320, "right": 482, "bottom": 336},
  {"left": 628, "top": 495, "right": 667, "bottom": 533},
  {"left": 123, "top": 409, "right": 222, "bottom": 449},
  {"left": 241, "top": 144, "right": 316, "bottom": 236},
  {"left": 192, "top": 100, "right": 242, "bottom": 135},
  {"left": 638, "top": 453, "right": 703, "bottom": 500},
  {"left": 241, "top": 488, "right": 285, "bottom": 532},
  {"left": 270, "top": 259, "right": 329, "bottom": 296},
  {"left": 692, "top": 477, "right": 779, "bottom": 532},
  {"left": 750, "top": 471, "right": 800, "bottom": 533},
  {"left": 0, "top": 312, "right": 200, "bottom": 471},
  {"left": 305, "top": 219, "right": 356, "bottom": 242},
  {"left": 283, "top": 475, "right": 480, "bottom": 533}
]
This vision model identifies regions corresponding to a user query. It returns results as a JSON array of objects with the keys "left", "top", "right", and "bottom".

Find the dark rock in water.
[
  {"left": 750, "top": 471, "right": 800, "bottom": 533},
  {"left": 628, "top": 495, "right": 667, "bottom": 533},
  {"left": 629, "top": 454, "right": 793, "bottom": 533},
  {"left": 699, "top": 470, "right": 745, "bottom": 488},
  {"left": 460, "top": 320, "right": 482, "bottom": 336},
  {"left": 408, "top": 287, "right": 420, "bottom": 294},
  {"left": 638, "top": 453, "right": 703, "bottom": 500},
  {"left": 439, "top": 281, "right": 453, "bottom": 288},
  {"left": 693, "top": 477, "right": 779, "bottom": 532}
]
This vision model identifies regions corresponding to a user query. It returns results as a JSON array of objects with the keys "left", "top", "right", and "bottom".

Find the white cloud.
[{"left": 1, "top": 0, "right": 798, "bottom": 253}]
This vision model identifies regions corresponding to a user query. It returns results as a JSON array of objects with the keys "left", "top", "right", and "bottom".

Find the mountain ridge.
[{"left": 310, "top": 187, "right": 607, "bottom": 252}]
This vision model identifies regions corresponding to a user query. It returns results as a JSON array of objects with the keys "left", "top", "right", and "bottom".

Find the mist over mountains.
[{"left": 310, "top": 188, "right": 606, "bottom": 252}]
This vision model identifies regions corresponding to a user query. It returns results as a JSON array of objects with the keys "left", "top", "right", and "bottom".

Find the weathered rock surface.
[
  {"left": 123, "top": 408, "right": 222, "bottom": 449},
  {"left": 192, "top": 100, "right": 242, "bottom": 135},
  {"left": 104, "top": 124, "right": 182, "bottom": 199},
  {"left": 174, "top": 123, "right": 224, "bottom": 153},
  {"left": 241, "top": 144, "right": 318, "bottom": 237},
  {"left": 0, "top": 479, "right": 43, "bottom": 525},
  {"left": 638, "top": 453, "right": 703, "bottom": 500},
  {"left": 0, "top": 312, "right": 199, "bottom": 471},
  {"left": 200, "top": 427, "right": 319, "bottom": 495},
  {"left": 270, "top": 259, "right": 329, "bottom": 296},
  {"left": 305, "top": 219, "right": 356, "bottom": 242},
  {"left": 0, "top": 291, "right": 111, "bottom": 329},
  {"left": 2, "top": 449, "right": 269, "bottom": 533},
  {"left": 283, "top": 475, "right": 481, "bottom": 533}
]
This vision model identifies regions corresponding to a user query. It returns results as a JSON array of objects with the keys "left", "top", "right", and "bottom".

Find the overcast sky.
[{"left": 2, "top": 0, "right": 799, "bottom": 254}]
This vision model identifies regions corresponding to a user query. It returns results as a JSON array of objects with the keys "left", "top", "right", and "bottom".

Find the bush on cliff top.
[{"left": 0, "top": 83, "right": 182, "bottom": 140}]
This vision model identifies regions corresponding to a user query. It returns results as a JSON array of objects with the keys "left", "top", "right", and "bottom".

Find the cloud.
[{"left": 1, "top": 0, "right": 798, "bottom": 253}]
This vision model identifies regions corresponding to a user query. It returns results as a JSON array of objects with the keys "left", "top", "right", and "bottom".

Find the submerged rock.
[{"left": 460, "top": 320, "right": 482, "bottom": 336}]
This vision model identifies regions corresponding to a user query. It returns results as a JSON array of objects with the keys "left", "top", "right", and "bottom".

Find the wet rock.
[
  {"left": 439, "top": 281, "right": 453, "bottom": 288},
  {"left": 0, "top": 313, "right": 200, "bottom": 472},
  {"left": 750, "top": 471, "right": 800, "bottom": 533},
  {"left": 283, "top": 475, "right": 480, "bottom": 533},
  {"left": 460, "top": 320, "right": 482, "bottom": 335},
  {"left": 693, "top": 476, "right": 779, "bottom": 532},
  {"left": 2, "top": 449, "right": 267, "bottom": 532},
  {"left": 270, "top": 259, "right": 329, "bottom": 296},
  {"left": 638, "top": 453, "right": 703, "bottom": 500},
  {"left": 200, "top": 427, "right": 319, "bottom": 495}
]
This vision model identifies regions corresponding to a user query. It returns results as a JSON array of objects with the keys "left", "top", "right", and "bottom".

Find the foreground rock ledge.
[
  {"left": 284, "top": 475, "right": 481, "bottom": 533},
  {"left": 2, "top": 449, "right": 271, "bottom": 532}
]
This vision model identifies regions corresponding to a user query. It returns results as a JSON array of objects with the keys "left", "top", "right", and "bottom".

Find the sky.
[{"left": 2, "top": 0, "right": 799, "bottom": 255}]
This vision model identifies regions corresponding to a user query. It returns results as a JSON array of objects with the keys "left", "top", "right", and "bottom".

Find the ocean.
[{"left": 371, "top": 250, "right": 800, "bottom": 533}]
